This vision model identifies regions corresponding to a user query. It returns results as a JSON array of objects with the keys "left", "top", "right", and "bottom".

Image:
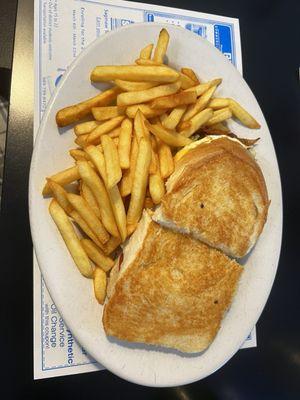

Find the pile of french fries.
[{"left": 44, "top": 28, "right": 260, "bottom": 305}]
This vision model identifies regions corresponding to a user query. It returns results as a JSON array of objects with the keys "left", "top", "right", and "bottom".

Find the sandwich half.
[
  {"left": 103, "top": 212, "right": 243, "bottom": 353},
  {"left": 153, "top": 136, "right": 269, "bottom": 258}
]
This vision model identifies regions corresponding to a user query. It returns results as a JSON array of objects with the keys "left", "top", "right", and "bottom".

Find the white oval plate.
[{"left": 29, "top": 23, "right": 282, "bottom": 387}]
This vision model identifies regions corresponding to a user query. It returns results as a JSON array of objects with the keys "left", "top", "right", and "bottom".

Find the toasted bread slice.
[
  {"left": 103, "top": 212, "right": 242, "bottom": 353},
  {"left": 153, "top": 136, "right": 269, "bottom": 258}
]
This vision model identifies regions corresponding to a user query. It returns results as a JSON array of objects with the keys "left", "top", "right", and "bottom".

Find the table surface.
[{"left": 1, "top": 0, "right": 299, "bottom": 398}]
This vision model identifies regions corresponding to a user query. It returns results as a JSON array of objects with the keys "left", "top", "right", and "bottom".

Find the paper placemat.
[{"left": 33, "top": 0, "right": 255, "bottom": 380}]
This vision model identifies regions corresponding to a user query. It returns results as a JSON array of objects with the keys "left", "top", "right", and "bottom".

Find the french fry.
[
  {"left": 208, "top": 98, "right": 230, "bottom": 109},
  {"left": 145, "top": 120, "right": 192, "bottom": 147},
  {"left": 206, "top": 107, "right": 232, "bottom": 126},
  {"left": 149, "top": 174, "right": 165, "bottom": 204},
  {"left": 49, "top": 199, "right": 94, "bottom": 278},
  {"left": 56, "top": 87, "right": 121, "bottom": 127},
  {"left": 67, "top": 193, "right": 109, "bottom": 244},
  {"left": 74, "top": 120, "right": 101, "bottom": 136},
  {"left": 91, "top": 65, "right": 179, "bottom": 83},
  {"left": 184, "top": 78, "right": 222, "bottom": 96},
  {"left": 117, "top": 81, "right": 181, "bottom": 107},
  {"left": 126, "top": 104, "right": 167, "bottom": 119},
  {"left": 181, "top": 108, "right": 214, "bottom": 137},
  {"left": 229, "top": 99, "right": 260, "bottom": 128},
  {"left": 134, "top": 109, "right": 149, "bottom": 141},
  {"left": 83, "top": 146, "right": 126, "bottom": 241},
  {"left": 114, "top": 79, "right": 160, "bottom": 92},
  {"left": 107, "top": 185, "right": 127, "bottom": 242},
  {"left": 127, "top": 223, "right": 137, "bottom": 236},
  {"left": 47, "top": 180, "right": 73, "bottom": 214},
  {"left": 149, "top": 146, "right": 159, "bottom": 175},
  {"left": 81, "top": 239, "right": 114, "bottom": 272},
  {"left": 153, "top": 28, "right": 169, "bottom": 63},
  {"left": 81, "top": 181, "right": 101, "bottom": 219},
  {"left": 77, "top": 161, "right": 119, "bottom": 237},
  {"left": 118, "top": 118, "right": 132, "bottom": 169},
  {"left": 74, "top": 134, "right": 89, "bottom": 148},
  {"left": 127, "top": 138, "right": 152, "bottom": 226},
  {"left": 86, "top": 116, "right": 125, "bottom": 145},
  {"left": 139, "top": 43, "right": 154, "bottom": 60},
  {"left": 182, "top": 85, "right": 218, "bottom": 122},
  {"left": 42, "top": 166, "right": 79, "bottom": 196},
  {"left": 179, "top": 73, "right": 196, "bottom": 89},
  {"left": 69, "top": 149, "right": 88, "bottom": 161},
  {"left": 162, "top": 105, "right": 187, "bottom": 130},
  {"left": 120, "top": 136, "right": 138, "bottom": 197},
  {"left": 93, "top": 267, "right": 107, "bottom": 304},
  {"left": 135, "top": 59, "right": 162, "bottom": 66},
  {"left": 150, "top": 90, "right": 197, "bottom": 109},
  {"left": 102, "top": 236, "right": 121, "bottom": 255},
  {"left": 108, "top": 127, "right": 121, "bottom": 138},
  {"left": 92, "top": 106, "right": 126, "bottom": 121},
  {"left": 181, "top": 68, "right": 199, "bottom": 84},
  {"left": 101, "top": 135, "right": 122, "bottom": 188},
  {"left": 69, "top": 210, "right": 105, "bottom": 249},
  {"left": 157, "top": 139, "right": 174, "bottom": 179}
]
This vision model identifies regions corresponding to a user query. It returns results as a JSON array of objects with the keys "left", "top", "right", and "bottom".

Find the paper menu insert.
[{"left": 34, "top": 0, "right": 254, "bottom": 380}]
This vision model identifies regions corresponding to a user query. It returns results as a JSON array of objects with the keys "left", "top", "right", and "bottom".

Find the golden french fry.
[
  {"left": 107, "top": 127, "right": 121, "bottom": 138},
  {"left": 86, "top": 115, "right": 125, "bottom": 145},
  {"left": 184, "top": 78, "right": 222, "bottom": 96},
  {"left": 182, "top": 85, "right": 218, "bottom": 121},
  {"left": 119, "top": 136, "right": 138, "bottom": 197},
  {"left": 118, "top": 118, "right": 132, "bottom": 169},
  {"left": 139, "top": 43, "right": 154, "bottom": 60},
  {"left": 114, "top": 79, "right": 160, "bottom": 92},
  {"left": 56, "top": 87, "right": 121, "bottom": 127},
  {"left": 77, "top": 161, "right": 119, "bottom": 237},
  {"left": 135, "top": 59, "right": 162, "bottom": 66},
  {"left": 49, "top": 199, "right": 94, "bottom": 278},
  {"left": 134, "top": 109, "right": 150, "bottom": 141},
  {"left": 67, "top": 193, "right": 109, "bottom": 244},
  {"left": 91, "top": 65, "right": 179, "bottom": 83},
  {"left": 179, "top": 73, "right": 196, "bottom": 89},
  {"left": 107, "top": 185, "right": 127, "bottom": 242},
  {"left": 74, "top": 120, "right": 101, "bottom": 136},
  {"left": 149, "top": 174, "right": 166, "bottom": 204},
  {"left": 127, "top": 138, "right": 152, "bottom": 226},
  {"left": 101, "top": 135, "right": 122, "bottom": 188},
  {"left": 162, "top": 105, "right": 187, "bottom": 130},
  {"left": 92, "top": 106, "right": 126, "bottom": 121},
  {"left": 70, "top": 210, "right": 105, "bottom": 250},
  {"left": 181, "top": 68, "right": 199, "bottom": 84},
  {"left": 127, "top": 224, "right": 137, "bottom": 236},
  {"left": 74, "top": 134, "right": 89, "bottom": 148},
  {"left": 208, "top": 98, "right": 230, "bottom": 109},
  {"left": 157, "top": 140, "right": 174, "bottom": 179},
  {"left": 145, "top": 120, "right": 192, "bottom": 147},
  {"left": 181, "top": 108, "right": 214, "bottom": 137},
  {"left": 47, "top": 180, "right": 73, "bottom": 214},
  {"left": 43, "top": 166, "right": 79, "bottom": 196},
  {"left": 149, "top": 147, "right": 159, "bottom": 175},
  {"left": 93, "top": 267, "right": 107, "bottom": 304},
  {"left": 69, "top": 149, "right": 88, "bottom": 161},
  {"left": 206, "top": 107, "right": 232, "bottom": 126},
  {"left": 81, "top": 239, "right": 114, "bottom": 272},
  {"left": 229, "top": 99, "right": 260, "bottom": 128},
  {"left": 150, "top": 90, "right": 197, "bottom": 109},
  {"left": 117, "top": 81, "right": 181, "bottom": 107},
  {"left": 126, "top": 104, "right": 167, "bottom": 119},
  {"left": 153, "top": 28, "right": 169, "bottom": 63},
  {"left": 102, "top": 236, "right": 121, "bottom": 255},
  {"left": 85, "top": 145, "right": 107, "bottom": 181},
  {"left": 81, "top": 181, "right": 101, "bottom": 219}
]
